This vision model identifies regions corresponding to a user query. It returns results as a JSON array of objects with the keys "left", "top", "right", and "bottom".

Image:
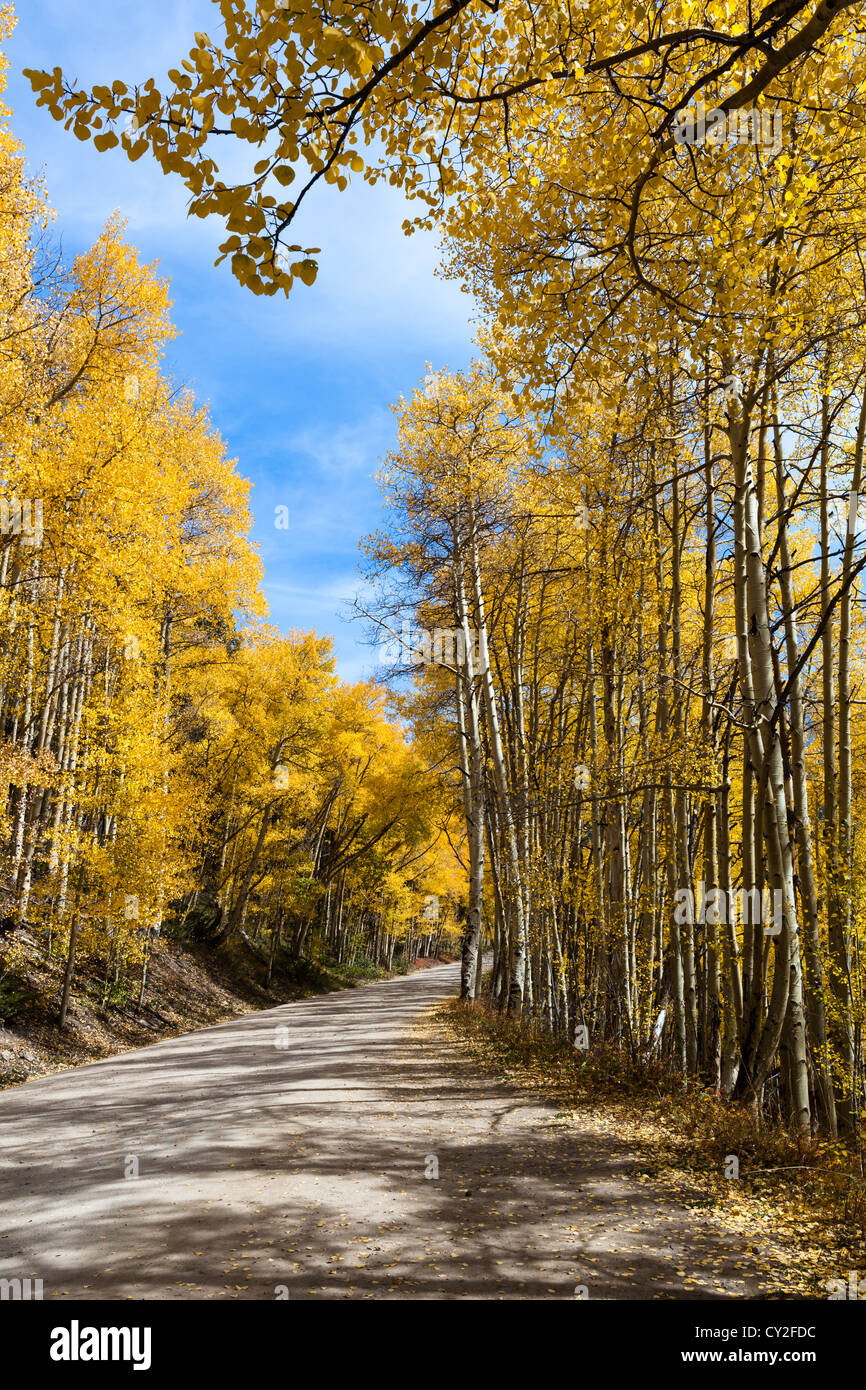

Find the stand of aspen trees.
[{"left": 369, "top": 358, "right": 866, "bottom": 1138}]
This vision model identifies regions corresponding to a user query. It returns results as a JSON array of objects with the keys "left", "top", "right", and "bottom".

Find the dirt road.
[{"left": 0, "top": 962, "right": 780, "bottom": 1299}]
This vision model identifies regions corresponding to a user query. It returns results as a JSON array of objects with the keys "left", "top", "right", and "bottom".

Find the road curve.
[{"left": 0, "top": 962, "right": 778, "bottom": 1299}]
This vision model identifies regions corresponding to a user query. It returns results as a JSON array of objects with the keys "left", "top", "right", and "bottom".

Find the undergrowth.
[{"left": 440, "top": 997, "right": 866, "bottom": 1295}]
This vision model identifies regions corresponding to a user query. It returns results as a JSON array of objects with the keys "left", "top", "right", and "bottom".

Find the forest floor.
[
  {"left": 0, "top": 924, "right": 452, "bottom": 1089},
  {"left": 0, "top": 960, "right": 856, "bottom": 1300},
  {"left": 438, "top": 999, "right": 866, "bottom": 1300}
]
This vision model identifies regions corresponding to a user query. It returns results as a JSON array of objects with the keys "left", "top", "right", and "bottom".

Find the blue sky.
[{"left": 4, "top": 1, "right": 476, "bottom": 680}]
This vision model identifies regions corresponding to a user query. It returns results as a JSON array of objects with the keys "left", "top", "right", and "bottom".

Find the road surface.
[{"left": 0, "top": 962, "right": 780, "bottom": 1299}]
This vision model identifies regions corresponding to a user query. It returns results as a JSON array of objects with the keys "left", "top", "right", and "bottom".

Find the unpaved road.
[{"left": 0, "top": 962, "right": 780, "bottom": 1300}]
